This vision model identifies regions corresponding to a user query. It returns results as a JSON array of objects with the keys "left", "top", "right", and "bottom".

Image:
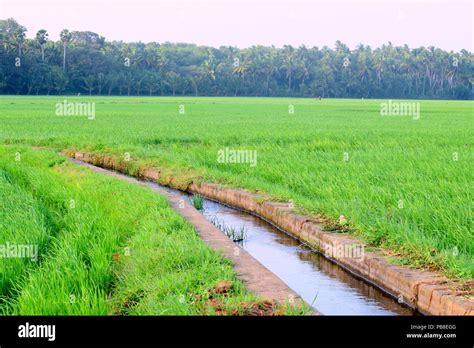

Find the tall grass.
[
  {"left": 192, "top": 194, "right": 204, "bottom": 210},
  {"left": 0, "top": 175, "right": 51, "bottom": 311},
  {"left": 0, "top": 97, "right": 472, "bottom": 278},
  {"left": 0, "top": 148, "right": 296, "bottom": 315}
]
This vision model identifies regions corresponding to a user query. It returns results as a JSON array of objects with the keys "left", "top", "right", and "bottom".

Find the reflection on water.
[{"left": 151, "top": 183, "right": 415, "bottom": 316}]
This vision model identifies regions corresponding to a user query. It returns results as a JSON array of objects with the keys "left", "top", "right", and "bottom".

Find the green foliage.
[
  {"left": 0, "top": 95, "right": 472, "bottom": 279},
  {"left": 0, "top": 148, "right": 276, "bottom": 315},
  {"left": 0, "top": 18, "right": 472, "bottom": 99},
  {"left": 3, "top": 96, "right": 470, "bottom": 278},
  {"left": 192, "top": 194, "right": 204, "bottom": 210},
  {"left": 210, "top": 217, "right": 248, "bottom": 243}
]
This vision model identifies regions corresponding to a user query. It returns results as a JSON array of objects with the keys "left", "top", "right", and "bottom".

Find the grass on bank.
[
  {"left": 0, "top": 96, "right": 472, "bottom": 279},
  {"left": 0, "top": 147, "right": 304, "bottom": 315}
]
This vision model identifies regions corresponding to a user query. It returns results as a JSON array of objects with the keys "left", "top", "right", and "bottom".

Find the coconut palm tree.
[
  {"left": 13, "top": 27, "right": 26, "bottom": 57},
  {"left": 35, "top": 29, "right": 48, "bottom": 62},
  {"left": 60, "top": 29, "right": 72, "bottom": 71},
  {"left": 281, "top": 45, "right": 296, "bottom": 91}
]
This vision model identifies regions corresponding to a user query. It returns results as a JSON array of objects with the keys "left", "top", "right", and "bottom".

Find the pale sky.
[{"left": 0, "top": 0, "right": 472, "bottom": 51}]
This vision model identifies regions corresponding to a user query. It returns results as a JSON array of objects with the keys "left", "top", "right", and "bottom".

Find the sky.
[{"left": 0, "top": 0, "right": 472, "bottom": 52}]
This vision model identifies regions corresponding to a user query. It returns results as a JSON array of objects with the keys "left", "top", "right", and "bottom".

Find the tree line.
[{"left": 0, "top": 18, "right": 472, "bottom": 99}]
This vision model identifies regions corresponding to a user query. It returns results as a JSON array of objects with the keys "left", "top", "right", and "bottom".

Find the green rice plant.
[
  {"left": 226, "top": 225, "right": 247, "bottom": 243},
  {"left": 0, "top": 148, "right": 297, "bottom": 315},
  {"left": 0, "top": 96, "right": 472, "bottom": 278},
  {"left": 192, "top": 194, "right": 204, "bottom": 210},
  {"left": 209, "top": 216, "right": 247, "bottom": 243}
]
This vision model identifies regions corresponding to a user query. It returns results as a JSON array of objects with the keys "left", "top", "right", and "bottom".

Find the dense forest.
[{"left": 0, "top": 18, "right": 472, "bottom": 99}]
